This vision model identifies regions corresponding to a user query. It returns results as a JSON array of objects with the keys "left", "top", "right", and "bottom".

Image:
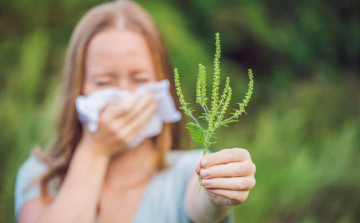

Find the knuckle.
[
  {"left": 237, "top": 148, "right": 250, "bottom": 159},
  {"left": 234, "top": 191, "right": 243, "bottom": 203},
  {"left": 215, "top": 165, "right": 224, "bottom": 176},
  {"left": 234, "top": 163, "right": 243, "bottom": 176},
  {"left": 252, "top": 163, "right": 257, "bottom": 174},
  {"left": 233, "top": 148, "right": 242, "bottom": 157},
  {"left": 236, "top": 179, "right": 244, "bottom": 190},
  {"left": 222, "top": 148, "right": 232, "bottom": 154},
  {"left": 196, "top": 164, "right": 201, "bottom": 173},
  {"left": 236, "top": 191, "right": 248, "bottom": 204},
  {"left": 242, "top": 148, "right": 251, "bottom": 158},
  {"left": 228, "top": 192, "right": 237, "bottom": 201},
  {"left": 200, "top": 157, "right": 208, "bottom": 166},
  {"left": 218, "top": 148, "right": 230, "bottom": 158}
]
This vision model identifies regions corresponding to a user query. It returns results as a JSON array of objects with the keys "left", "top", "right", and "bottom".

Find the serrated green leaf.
[
  {"left": 185, "top": 123, "right": 204, "bottom": 145},
  {"left": 223, "top": 120, "right": 239, "bottom": 124},
  {"left": 186, "top": 122, "right": 199, "bottom": 128},
  {"left": 197, "top": 115, "right": 207, "bottom": 120}
]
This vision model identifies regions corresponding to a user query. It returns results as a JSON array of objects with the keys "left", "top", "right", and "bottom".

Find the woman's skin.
[{"left": 18, "top": 26, "right": 256, "bottom": 223}]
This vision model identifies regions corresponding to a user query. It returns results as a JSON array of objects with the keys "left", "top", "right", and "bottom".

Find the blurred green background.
[{"left": 0, "top": 0, "right": 359, "bottom": 222}]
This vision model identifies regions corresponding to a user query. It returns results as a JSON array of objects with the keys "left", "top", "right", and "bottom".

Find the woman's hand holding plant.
[{"left": 195, "top": 148, "right": 256, "bottom": 206}]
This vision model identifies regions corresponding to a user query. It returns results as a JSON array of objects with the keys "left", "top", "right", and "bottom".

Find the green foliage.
[
  {"left": 196, "top": 63, "right": 208, "bottom": 105},
  {"left": 1, "top": 0, "right": 359, "bottom": 222},
  {"left": 174, "top": 68, "right": 195, "bottom": 117},
  {"left": 174, "top": 33, "right": 254, "bottom": 193},
  {"left": 232, "top": 69, "right": 254, "bottom": 119},
  {"left": 185, "top": 122, "right": 204, "bottom": 145},
  {"left": 216, "top": 77, "right": 232, "bottom": 125}
]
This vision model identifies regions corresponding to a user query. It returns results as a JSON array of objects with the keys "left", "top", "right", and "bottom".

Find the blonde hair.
[{"left": 33, "top": 0, "right": 189, "bottom": 197}]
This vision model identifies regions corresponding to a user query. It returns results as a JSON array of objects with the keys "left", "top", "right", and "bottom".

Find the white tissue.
[{"left": 75, "top": 80, "right": 182, "bottom": 149}]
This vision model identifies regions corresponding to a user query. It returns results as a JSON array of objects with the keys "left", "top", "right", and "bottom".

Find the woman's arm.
[
  {"left": 18, "top": 92, "right": 158, "bottom": 223},
  {"left": 18, "top": 140, "right": 109, "bottom": 223},
  {"left": 185, "top": 173, "right": 232, "bottom": 223}
]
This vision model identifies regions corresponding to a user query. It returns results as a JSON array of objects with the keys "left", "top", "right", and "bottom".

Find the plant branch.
[
  {"left": 189, "top": 113, "right": 202, "bottom": 128},
  {"left": 201, "top": 104, "right": 209, "bottom": 115},
  {"left": 173, "top": 33, "right": 254, "bottom": 194}
]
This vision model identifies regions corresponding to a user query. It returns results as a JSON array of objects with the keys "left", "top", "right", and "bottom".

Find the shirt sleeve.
[
  {"left": 14, "top": 154, "right": 52, "bottom": 220},
  {"left": 177, "top": 149, "right": 235, "bottom": 223}
]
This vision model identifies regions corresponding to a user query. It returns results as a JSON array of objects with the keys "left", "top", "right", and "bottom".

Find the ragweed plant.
[{"left": 174, "top": 33, "right": 254, "bottom": 193}]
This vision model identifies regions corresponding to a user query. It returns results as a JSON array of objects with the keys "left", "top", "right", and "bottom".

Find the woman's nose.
[{"left": 118, "top": 79, "right": 134, "bottom": 92}]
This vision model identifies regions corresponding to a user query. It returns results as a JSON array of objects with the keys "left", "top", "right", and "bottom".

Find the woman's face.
[{"left": 83, "top": 28, "right": 158, "bottom": 95}]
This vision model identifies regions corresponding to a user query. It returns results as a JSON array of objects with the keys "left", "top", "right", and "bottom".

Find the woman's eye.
[
  {"left": 95, "top": 81, "right": 110, "bottom": 86},
  {"left": 134, "top": 79, "right": 150, "bottom": 83}
]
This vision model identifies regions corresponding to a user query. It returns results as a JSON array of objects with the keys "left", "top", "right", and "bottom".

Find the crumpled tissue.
[{"left": 75, "top": 79, "right": 182, "bottom": 149}]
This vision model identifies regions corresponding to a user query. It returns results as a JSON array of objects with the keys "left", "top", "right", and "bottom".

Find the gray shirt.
[{"left": 15, "top": 149, "right": 234, "bottom": 223}]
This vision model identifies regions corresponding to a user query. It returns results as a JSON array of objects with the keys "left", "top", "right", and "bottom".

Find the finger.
[
  {"left": 207, "top": 189, "right": 250, "bottom": 205},
  {"left": 200, "top": 148, "right": 251, "bottom": 168},
  {"left": 122, "top": 92, "right": 155, "bottom": 124},
  {"left": 195, "top": 163, "right": 201, "bottom": 175},
  {"left": 126, "top": 101, "right": 157, "bottom": 137},
  {"left": 110, "top": 110, "right": 151, "bottom": 147},
  {"left": 200, "top": 161, "right": 256, "bottom": 179},
  {"left": 201, "top": 176, "right": 256, "bottom": 191}
]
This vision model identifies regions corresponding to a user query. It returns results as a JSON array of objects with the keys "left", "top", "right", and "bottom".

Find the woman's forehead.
[
  {"left": 88, "top": 28, "right": 150, "bottom": 59},
  {"left": 86, "top": 29, "right": 153, "bottom": 68}
]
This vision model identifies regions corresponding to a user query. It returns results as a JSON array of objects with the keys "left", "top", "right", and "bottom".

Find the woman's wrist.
[{"left": 76, "top": 138, "right": 111, "bottom": 165}]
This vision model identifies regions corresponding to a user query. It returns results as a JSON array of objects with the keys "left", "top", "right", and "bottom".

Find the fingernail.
[
  {"left": 202, "top": 179, "right": 210, "bottom": 186},
  {"left": 200, "top": 169, "right": 210, "bottom": 177},
  {"left": 201, "top": 159, "right": 209, "bottom": 167}
]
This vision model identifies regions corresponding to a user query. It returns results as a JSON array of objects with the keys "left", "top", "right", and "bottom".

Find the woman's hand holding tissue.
[{"left": 79, "top": 92, "right": 157, "bottom": 158}]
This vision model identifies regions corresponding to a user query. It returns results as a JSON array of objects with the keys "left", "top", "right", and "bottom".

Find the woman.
[{"left": 15, "top": 1, "right": 256, "bottom": 222}]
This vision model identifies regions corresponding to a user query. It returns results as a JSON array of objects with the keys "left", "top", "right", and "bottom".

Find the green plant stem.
[
  {"left": 215, "top": 116, "right": 235, "bottom": 129},
  {"left": 204, "top": 104, "right": 210, "bottom": 113},
  {"left": 201, "top": 104, "right": 209, "bottom": 115},
  {"left": 199, "top": 177, "right": 203, "bottom": 193},
  {"left": 199, "top": 135, "right": 211, "bottom": 193},
  {"left": 189, "top": 113, "right": 202, "bottom": 128}
]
